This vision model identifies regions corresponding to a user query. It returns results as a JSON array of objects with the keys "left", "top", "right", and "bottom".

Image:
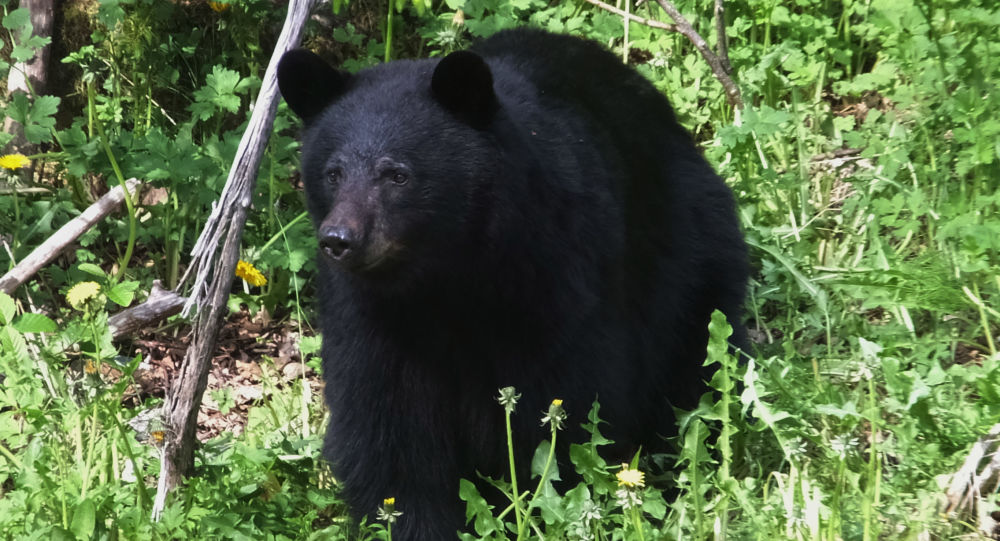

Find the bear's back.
[{"left": 474, "top": 28, "right": 688, "bottom": 148}]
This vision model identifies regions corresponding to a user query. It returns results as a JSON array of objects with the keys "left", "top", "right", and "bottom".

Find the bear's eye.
[
  {"left": 389, "top": 171, "right": 408, "bottom": 185},
  {"left": 326, "top": 168, "right": 343, "bottom": 186}
]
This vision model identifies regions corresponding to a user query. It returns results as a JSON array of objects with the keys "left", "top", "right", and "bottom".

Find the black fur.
[{"left": 278, "top": 28, "right": 748, "bottom": 540}]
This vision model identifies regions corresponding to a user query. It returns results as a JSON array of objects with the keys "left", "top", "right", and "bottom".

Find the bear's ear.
[
  {"left": 431, "top": 51, "right": 499, "bottom": 128},
  {"left": 278, "top": 49, "right": 350, "bottom": 122}
]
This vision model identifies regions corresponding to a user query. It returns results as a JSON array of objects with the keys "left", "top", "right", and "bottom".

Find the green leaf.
[
  {"left": 70, "top": 499, "right": 95, "bottom": 538},
  {"left": 458, "top": 478, "right": 499, "bottom": 536},
  {"left": 299, "top": 334, "right": 322, "bottom": 356},
  {"left": 858, "top": 337, "right": 883, "bottom": 363},
  {"left": 287, "top": 248, "right": 309, "bottom": 273},
  {"left": 530, "top": 439, "right": 560, "bottom": 481},
  {"left": 532, "top": 481, "right": 566, "bottom": 525},
  {"left": 1, "top": 8, "right": 30, "bottom": 31},
  {"left": 770, "top": 5, "right": 791, "bottom": 24},
  {"left": 25, "top": 34, "right": 50, "bottom": 50},
  {"left": 12, "top": 313, "right": 57, "bottom": 334},
  {"left": 569, "top": 443, "right": 610, "bottom": 494},
  {"left": 0, "top": 327, "right": 29, "bottom": 359},
  {"left": 7, "top": 94, "right": 61, "bottom": 144},
  {"left": 679, "top": 418, "right": 712, "bottom": 468},
  {"left": 190, "top": 65, "right": 246, "bottom": 121},
  {"left": 77, "top": 263, "right": 106, "bottom": 278},
  {"left": 746, "top": 238, "right": 825, "bottom": 310},
  {"left": 24, "top": 103, "right": 59, "bottom": 143},
  {"left": 641, "top": 491, "right": 668, "bottom": 520},
  {"left": 96, "top": 0, "right": 125, "bottom": 29},
  {"left": 106, "top": 281, "right": 139, "bottom": 307},
  {"left": 0, "top": 292, "right": 15, "bottom": 325},
  {"left": 814, "top": 401, "right": 861, "bottom": 419},
  {"left": 11, "top": 44, "right": 35, "bottom": 63}
]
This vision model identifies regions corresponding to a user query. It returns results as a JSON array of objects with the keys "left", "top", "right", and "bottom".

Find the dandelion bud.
[
  {"left": 541, "top": 398, "right": 567, "bottom": 430},
  {"left": 376, "top": 496, "right": 402, "bottom": 524},
  {"left": 496, "top": 386, "right": 520, "bottom": 414}
]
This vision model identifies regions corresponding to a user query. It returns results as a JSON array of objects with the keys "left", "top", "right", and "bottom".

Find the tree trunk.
[{"left": 4, "top": 0, "right": 55, "bottom": 154}]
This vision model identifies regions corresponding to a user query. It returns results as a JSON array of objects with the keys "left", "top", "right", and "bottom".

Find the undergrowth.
[{"left": 1, "top": 0, "right": 998, "bottom": 538}]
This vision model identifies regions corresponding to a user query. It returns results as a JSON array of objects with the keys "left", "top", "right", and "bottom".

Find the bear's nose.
[{"left": 319, "top": 226, "right": 355, "bottom": 260}]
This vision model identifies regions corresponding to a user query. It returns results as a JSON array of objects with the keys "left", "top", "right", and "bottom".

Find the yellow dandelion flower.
[
  {"left": 377, "top": 496, "right": 402, "bottom": 523},
  {"left": 235, "top": 260, "right": 267, "bottom": 286},
  {"left": 551, "top": 398, "right": 563, "bottom": 406},
  {"left": 66, "top": 281, "right": 101, "bottom": 308},
  {"left": 208, "top": 1, "right": 230, "bottom": 12},
  {"left": 0, "top": 153, "right": 31, "bottom": 171},
  {"left": 151, "top": 430, "right": 166, "bottom": 443},
  {"left": 84, "top": 359, "right": 98, "bottom": 374},
  {"left": 616, "top": 464, "right": 645, "bottom": 488}
]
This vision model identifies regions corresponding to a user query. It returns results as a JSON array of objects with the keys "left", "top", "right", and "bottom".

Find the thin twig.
[{"left": 583, "top": 0, "right": 678, "bottom": 31}]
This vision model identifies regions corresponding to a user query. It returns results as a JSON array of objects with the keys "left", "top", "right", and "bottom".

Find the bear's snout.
[{"left": 319, "top": 225, "right": 357, "bottom": 261}]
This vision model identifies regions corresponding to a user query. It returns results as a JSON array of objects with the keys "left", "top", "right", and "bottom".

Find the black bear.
[{"left": 277, "top": 28, "right": 747, "bottom": 539}]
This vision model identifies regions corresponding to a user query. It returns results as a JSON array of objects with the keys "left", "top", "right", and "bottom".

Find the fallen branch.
[
  {"left": 0, "top": 178, "right": 141, "bottom": 295},
  {"left": 0, "top": 186, "right": 51, "bottom": 195},
  {"left": 944, "top": 422, "right": 1000, "bottom": 537},
  {"left": 108, "top": 280, "right": 186, "bottom": 339}
]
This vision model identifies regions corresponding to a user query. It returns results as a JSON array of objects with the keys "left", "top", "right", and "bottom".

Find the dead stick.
[
  {"left": 0, "top": 187, "right": 51, "bottom": 195},
  {"left": 0, "top": 178, "right": 141, "bottom": 295},
  {"left": 108, "top": 281, "right": 186, "bottom": 339},
  {"left": 944, "top": 422, "right": 1000, "bottom": 515},
  {"left": 151, "top": 0, "right": 317, "bottom": 521},
  {"left": 582, "top": 0, "right": 678, "bottom": 31}
]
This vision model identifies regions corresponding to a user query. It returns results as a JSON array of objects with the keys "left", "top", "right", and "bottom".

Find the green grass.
[{"left": 2, "top": 0, "right": 999, "bottom": 538}]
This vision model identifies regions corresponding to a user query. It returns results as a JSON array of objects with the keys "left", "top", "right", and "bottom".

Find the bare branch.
[
  {"left": 151, "top": 0, "right": 318, "bottom": 522},
  {"left": 108, "top": 281, "right": 186, "bottom": 339},
  {"left": 714, "top": 0, "right": 732, "bottom": 75},
  {"left": 583, "top": 0, "right": 678, "bottom": 31}
]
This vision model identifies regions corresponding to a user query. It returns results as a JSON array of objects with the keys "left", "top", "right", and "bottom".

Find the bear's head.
[{"left": 277, "top": 49, "right": 502, "bottom": 280}]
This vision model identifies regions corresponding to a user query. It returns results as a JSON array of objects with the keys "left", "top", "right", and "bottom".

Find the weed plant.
[{"left": 1, "top": 0, "right": 998, "bottom": 538}]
